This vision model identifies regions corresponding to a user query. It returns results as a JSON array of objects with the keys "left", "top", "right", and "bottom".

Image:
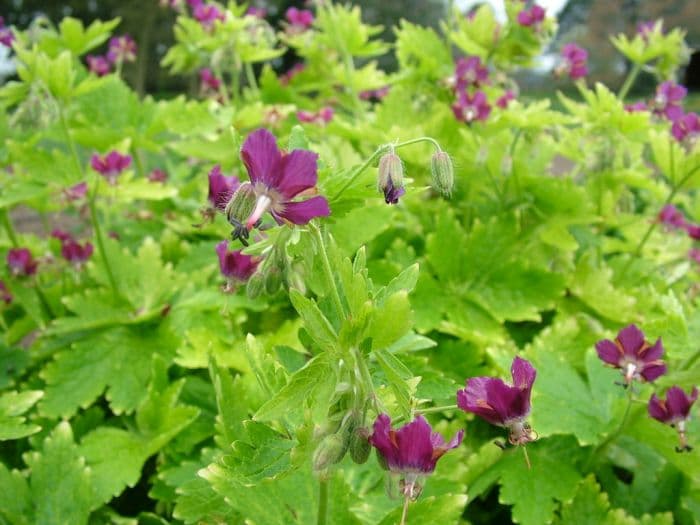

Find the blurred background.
[{"left": 0, "top": 0, "right": 698, "bottom": 96}]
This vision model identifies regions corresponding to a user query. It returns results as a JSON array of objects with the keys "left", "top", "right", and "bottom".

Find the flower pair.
[
  {"left": 596, "top": 324, "right": 697, "bottom": 451},
  {"left": 86, "top": 35, "right": 137, "bottom": 76}
]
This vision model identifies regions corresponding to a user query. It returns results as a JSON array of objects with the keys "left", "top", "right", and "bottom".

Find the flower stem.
[
  {"left": 618, "top": 62, "right": 642, "bottom": 101},
  {"left": 400, "top": 496, "right": 410, "bottom": 525},
  {"left": 244, "top": 62, "right": 259, "bottom": 96},
  {"left": 522, "top": 446, "right": 531, "bottom": 470},
  {"left": 317, "top": 478, "right": 329, "bottom": 525},
  {"left": 58, "top": 106, "right": 119, "bottom": 297},
  {"left": 584, "top": 386, "right": 634, "bottom": 471},
  {"left": 310, "top": 222, "right": 345, "bottom": 322},
  {"left": 1, "top": 209, "right": 20, "bottom": 247}
]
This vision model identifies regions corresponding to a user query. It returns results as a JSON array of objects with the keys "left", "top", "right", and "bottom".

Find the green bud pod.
[
  {"left": 377, "top": 151, "right": 405, "bottom": 204},
  {"left": 348, "top": 427, "right": 371, "bottom": 464},
  {"left": 264, "top": 267, "right": 283, "bottom": 294},
  {"left": 246, "top": 272, "right": 265, "bottom": 299},
  {"left": 225, "top": 182, "right": 258, "bottom": 246},
  {"left": 312, "top": 433, "right": 348, "bottom": 472},
  {"left": 430, "top": 151, "right": 455, "bottom": 198}
]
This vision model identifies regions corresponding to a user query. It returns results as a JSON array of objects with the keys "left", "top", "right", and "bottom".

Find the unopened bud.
[
  {"left": 225, "top": 182, "right": 257, "bottom": 246},
  {"left": 377, "top": 151, "right": 405, "bottom": 205},
  {"left": 312, "top": 433, "right": 348, "bottom": 471},
  {"left": 349, "top": 427, "right": 371, "bottom": 464},
  {"left": 246, "top": 272, "right": 265, "bottom": 299},
  {"left": 430, "top": 151, "right": 454, "bottom": 197},
  {"left": 264, "top": 267, "right": 283, "bottom": 294}
]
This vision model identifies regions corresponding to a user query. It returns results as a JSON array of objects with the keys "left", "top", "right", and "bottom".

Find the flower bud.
[
  {"left": 225, "top": 182, "right": 257, "bottom": 246},
  {"left": 246, "top": 272, "right": 265, "bottom": 299},
  {"left": 348, "top": 427, "right": 371, "bottom": 464},
  {"left": 377, "top": 151, "right": 405, "bottom": 205},
  {"left": 312, "top": 433, "right": 348, "bottom": 472},
  {"left": 430, "top": 151, "right": 454, "bottom": 197}
]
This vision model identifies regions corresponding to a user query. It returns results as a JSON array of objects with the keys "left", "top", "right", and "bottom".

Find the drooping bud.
[
  {"left": 430, "top": 151, "right": 455, "bottom": 198},
  {"left": 377, "top": 151, "right": 405, "bottom": 205},
  {"left": 348, "top": 427, "right": 371, "bottom": 464},
  {"left": 225, "top": 182, "right": 257, "bottom": 246},
  {"left": 246, "top": 272, "right": 265, "bottom": 299},
  {"left": 312, "top": 433, "right": 348, "bottom": 472}
]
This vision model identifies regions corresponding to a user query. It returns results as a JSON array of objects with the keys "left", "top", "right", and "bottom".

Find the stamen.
[{"left": 246, "top": 194, "right": 272, "bottom": 230}]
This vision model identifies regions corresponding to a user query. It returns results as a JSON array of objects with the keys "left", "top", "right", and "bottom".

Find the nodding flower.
[
  {"left": 369, "top": 414, "right": 463, "bottom": 500},
  {"left": 651, "top": 81, "right": 687, "bottom": 122},
  {"left": 7, "top": 248, "right": 38, "bottom": 277},
  {"left": 516, "top": 4, "right": 545, "bottom": 28},
  {"left": 91, "top": 151, "right": 132, "bottom": 185},
  {"left": 458, "top": 356, "right": 538, "bottom": 447},
  {"left": 107, "top": 35, "right": 137, "bottom": 64},
  {"left": 215, "top": 240, "right": 259, "bottom": 293},
  {"left": 557, "top": 43, "right": 588, "bottom": 80},
  {"left": 595, "top": 324, "right": 666, "bottom": 386},
  {"left": 648, "top": 386, "right": 698, "bottom": 452}
]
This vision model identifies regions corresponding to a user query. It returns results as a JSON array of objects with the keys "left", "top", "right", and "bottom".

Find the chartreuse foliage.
[{"left": 0, "top": 1, "right": 699, "bottom": 524}]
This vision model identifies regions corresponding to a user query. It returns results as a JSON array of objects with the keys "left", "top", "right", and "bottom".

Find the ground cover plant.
[{"left": 0, "top": 1, "right": 699, "bottom": 524}]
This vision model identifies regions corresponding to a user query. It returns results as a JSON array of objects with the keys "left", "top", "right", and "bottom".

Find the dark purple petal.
[
  {"left": 215, "top": 240, "right": 258, "bottom": 281},
  {"left": 394, "top": 415, "right": 436, "bottom": 472},
  {"left": 7, "top": 248, "right": 38, "bottom": 276},
  {"left": 596, "top": 339, "right": 622, "bottom": 366},
  {"left": 639, "top": 338, "right": 664, "bottom": 362},
  {"left": 276, "top": 196, "right": 330, "bottom": 225},
  {"left": 208, "top": 165, "right": 240, "bottom": 211},
  {"left": 511, "top": 356, "right": 536, "bottom": 391},
  {"left": 277, "top": 149, "right": 319, "bottom": 198},
  {"left": 369, "top": 414, "right": 400, "bottom": 470},
  {"left": 666, "top": 386, "right": 692, "bottom": 418},
  {"left": 241, "top": 129, "right": 283, "bottom": 187},
  {"left": 640, "top": 362, "right": 667, "bottom": 382},
  {"left": 648, "top": 394, "right": 669, "bottom": 422},
  {"left": 617, "top": 324, "right": 645, "bottom": 356},
  {"left": 458, "top": 377, "right": 509, "bottom": 426}
]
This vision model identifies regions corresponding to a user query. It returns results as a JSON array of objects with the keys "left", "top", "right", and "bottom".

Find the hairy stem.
[
  {"left": 244, "top": 62, "right": 259, "bottom": 95},
  {"left": 618, "top": 62, "right": 642, "bottom": 100},
  {"left": 317, "top": 478, "right": 329, "bottom": 525},
  {"left": 311, "top": 222, "right": 346, "bottom": 322},
  {"left": 584, "top": 386, "right": 634, "bottom": 471},
  {"left": 400, "top": 496, "right": 410, "bottom": 525},
  {"left": 1, "top": 209, "right": 20, "bottom": 247}
]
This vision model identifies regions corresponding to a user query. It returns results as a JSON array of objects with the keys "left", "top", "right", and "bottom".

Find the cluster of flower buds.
[
  {"left": 556, "top": 43, "right": 589, "bottom": 81},
  {"left": 188, "top": 0, "right": 225, "bottom": 30},
  {"left": 645, "top": 81, "right": 698, "bottom": 147},
  {"left": 450, "top": 56, "right": 491, "bottom": 124},
  {"left": 91, "top": 151, "right": 133, "bottom": 185},
  {"left": 86, "top": 35, "right": 137, "bottom": 76},
  {"left": 285, "top": 7, "right": 314, "bottom": 32},
  {"left": 596, "top": 324, "right": 697, "bottom": 452},
  {"left": 51, "top": 229, "right": 94, "bottom": 269},
  {"left": 516, "top": 4, "right": 545, "bottom": 30}
]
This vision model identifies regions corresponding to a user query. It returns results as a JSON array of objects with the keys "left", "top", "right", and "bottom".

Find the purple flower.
[
  {"left": 61, "top": 239, "right": 94, "bottom": 267},
  {"left": 595, "top": 324, "right": 666, "bottom": 385},
  {"left": 657, "top": 204, "right": 686, "bottom": 230},
  {"left": 280, "top": 63, "right": 305, "bottom": 85},
  {"left": 199, "top": 68, "right": 221, "bottom": 91},
  {"left": 246, "top": 6, "right": 267, "bottom": 18},
  {"left": 496, "top": 90, "right": 516, "bottom": 109},
  {"left": 369, "top": 414, "right": 463, "bottom": 499},
  {"left": 649, "top": 386, "right": 697, "bottom": 452},
  {"left": 86, "top": 55, "right": 112, "bottom": 76},
  {"left": 7, "top": 248, "right": 38, "bottom": 277},
  {"left": 107, "top": 35, "right": 137, "bottom": 64},
  {"left": 64, "top": 182, "right": 87, "bottom": 201},
  {"left": 457, "top": 356, "right": 537, "bottom": 446},
  {"left": 50, "top": 229, "right": 72, "bottom": 242},
  {"left": 517, "top": 4, "right": 545, "bottom": 28},
  {"left": 149, "top": 168, "right": 168, "bottom": 183},
  {"left": 558, "top": 43, "right": 588, "bottom": 80},
  {"left": 286, "top": 7, "right": 314, "bottom": 29},
  {"left": 625, "top": 101, "right": 647, "bottom": 113},
  {"left": 690, "top": 248, "right": 700, "bottom": 264},
  {"left": 452, "top": 90, "right": 491, "bottom": 123},
  {"left": 652, "top": 81, "right": 687, "bottom": 122},
  {"left": 297, "top": 106, "right": 334, "bottom": 125},
  {"left": 685, "top": 223, "right": 700, "bottom": 240},
  {"left": 215, "top": 240, "right": 259, "bottom": 292},
  {"left": 454, "top": 56, "right": 489, "bottom": 90},
  {"left": 91, "top": 151, "right": 132, "bottom": 185},
  {"left": 637, "top": 20, "right": 661, "bottom": 43},
  {"left": 0, "top": 280, "right": 11, "bottom": 305},
  {"left": 359, "top": 86, "right": 390, "bottom": 101},
  {"left": 239, "top": 128, "right": 330, "bottom": 229},
  {"left": 193, "top": 3, "right": 225, "bottom": 29},
  {"left": 671, "top": 112, "right": 700, "bottom": 144},
  {"left": 207, "top": 165, "right": 240, "bottom": 212},
  {"left": 0, "top": 17, "right": 14, "bottom": 48}
]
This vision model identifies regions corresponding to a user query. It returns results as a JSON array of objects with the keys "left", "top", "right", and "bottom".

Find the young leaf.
[{"left": 0, "top": 390, "right": 43, "bottom": 440}]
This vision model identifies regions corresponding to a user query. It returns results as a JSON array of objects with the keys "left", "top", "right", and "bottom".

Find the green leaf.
[
  {"left": 0, "top": 463, "right": 30, "bottom": 525},
  {"left": 374, "top": 349, "right": 417, "bottom": 420},
  {"left": 378, "top": 494, "right": 467, "bottom": 525},
  {"left": 289, "top": 289, "right": 339, "bottom": 353},
  {"left": 0, "top": 390, "right": 43, "bottom": 440},
  {"left": 254, "top": 353, "right": 335, "bottom": 423},
  {"left": 369, "top": 291, "right": 412, "bottom": 350},
  {"left": 24, "top": 422, "right": 95, "bottom": 525}
]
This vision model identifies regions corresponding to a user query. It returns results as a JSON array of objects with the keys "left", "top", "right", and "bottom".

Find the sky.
[{"left": 455, "top": 0, "right": 569, "bottom": 22}]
